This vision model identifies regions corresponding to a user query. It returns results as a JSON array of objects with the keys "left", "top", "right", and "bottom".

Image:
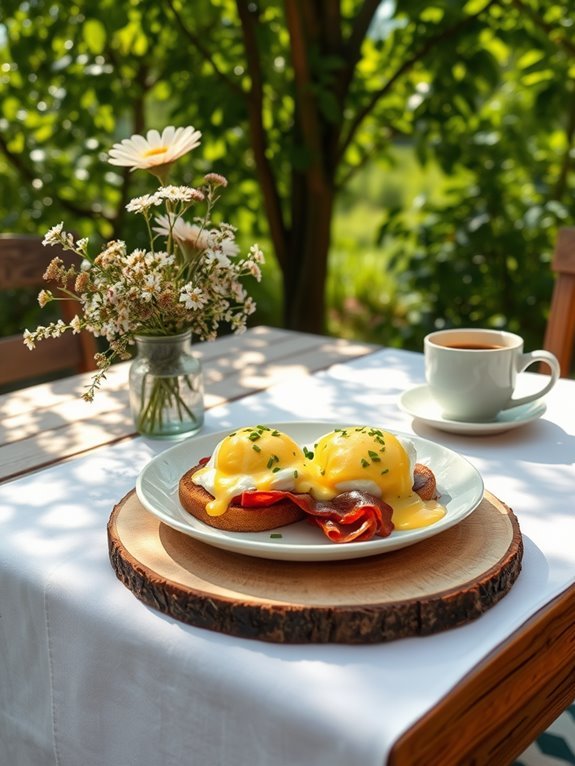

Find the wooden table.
[{"left": 1, "top": 326, "right": 574, "bottom": 766}]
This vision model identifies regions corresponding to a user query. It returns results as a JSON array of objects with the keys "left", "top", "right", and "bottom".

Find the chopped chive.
[
  {"left": 248, "top": 432, "right": 261, "bottom": 441},
  {"left": 293, "top": 470, "right": 298, "bottom": 478},
  {"left": 252, "top": 444, "right": 261, "bottom": 452},
  {"left": 368, "top": 450, "right": 381, "bottom": 461},
  {"left": 272, "top": 466, "right": 281, "bottom": 473},
  {"left": 361, "top": 458, "right": 370, "bottom": 468},
  {"left": 270, "top": 533, "right": 283, "bottom": 539},
  {"left": 381, "top": 468, "right": 390, "bottom": 475}
]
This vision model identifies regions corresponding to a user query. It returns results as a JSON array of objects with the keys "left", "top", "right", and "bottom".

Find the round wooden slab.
[{"left": 107, "top": 490, "right": 522, "bottom": 644}]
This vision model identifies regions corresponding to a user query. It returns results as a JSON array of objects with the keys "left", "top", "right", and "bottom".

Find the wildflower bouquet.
[{"left": 24, "top": 126, "right": 264, "bottom": 436}]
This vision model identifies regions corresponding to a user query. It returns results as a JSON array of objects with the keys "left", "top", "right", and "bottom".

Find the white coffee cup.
[{"left": 424, "top": 328, "right": 560, "bottom": 422}]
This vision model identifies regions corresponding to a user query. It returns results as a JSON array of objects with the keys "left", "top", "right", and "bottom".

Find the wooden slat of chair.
[
  {"left": 0, "top": 234, "right": 97, "bottom": 387},
  {"left": 543, "top": 228, "right": 575, "bottom": 378}
]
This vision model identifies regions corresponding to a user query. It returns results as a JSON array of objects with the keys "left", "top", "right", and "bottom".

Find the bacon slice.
[{"left": 239, "top": 489, "right": 394, "bottom": 543}]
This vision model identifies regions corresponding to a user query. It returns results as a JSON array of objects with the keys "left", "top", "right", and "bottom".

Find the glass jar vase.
[{"left": 129, "top": 330, "right": 204, "bottom": 439}]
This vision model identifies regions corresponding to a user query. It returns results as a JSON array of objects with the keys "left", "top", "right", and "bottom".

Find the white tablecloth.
[{"left": 1, "top": 349, "right": 574, "bottom": 766}]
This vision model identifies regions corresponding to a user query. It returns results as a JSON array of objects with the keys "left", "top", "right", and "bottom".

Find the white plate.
[
  {"left": 399, "top": 385, "right": 547, "bottom": 436},
  {"left": 136, "top": 421, "right": 484, "bottom": 561}
]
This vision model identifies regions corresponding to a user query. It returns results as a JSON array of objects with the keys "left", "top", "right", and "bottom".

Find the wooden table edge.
[{"left": 388, "top": 583, "right": 575, "bottom": 766}]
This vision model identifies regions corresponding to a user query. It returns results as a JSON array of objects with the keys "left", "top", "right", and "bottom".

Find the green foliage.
[
  {"left": 380, "top": 0, "right": 575, "bottom": 351},
  {"left": 1, "top": 0, "right": 574, "bottom": 351}
]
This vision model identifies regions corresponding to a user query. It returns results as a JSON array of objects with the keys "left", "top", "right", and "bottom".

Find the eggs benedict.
[
  {"left": 179, "top": 426, "right": 308, "bottom": 532},
  {"left": 178, "top": 425, "right": 445, "bottom": 541},
  {"left": 302, "top": 427, "right": 445, "bottom": 531}
]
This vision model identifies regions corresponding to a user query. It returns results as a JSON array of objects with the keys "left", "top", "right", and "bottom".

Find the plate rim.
[{"left": 135, "top": 421, "right": 485, "bottom": 561}]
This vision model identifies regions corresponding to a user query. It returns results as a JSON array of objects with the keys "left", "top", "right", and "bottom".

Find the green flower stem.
[{"left": 136, "top": 374, "right": 199, "bottom": 435}]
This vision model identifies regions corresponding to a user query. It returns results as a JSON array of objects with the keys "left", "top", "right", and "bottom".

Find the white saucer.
[{"left": 399, "top": 385, "right": 547, "bottom": 435}]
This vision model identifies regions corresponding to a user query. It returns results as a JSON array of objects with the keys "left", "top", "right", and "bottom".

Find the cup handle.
[{"left": 503, "top": 350, "right": 560, "bottom": 410}]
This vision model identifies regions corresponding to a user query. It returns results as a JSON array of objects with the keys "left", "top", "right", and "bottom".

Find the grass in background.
[{"left": 327, "top": 145, "right": 448, "bottom": 346}]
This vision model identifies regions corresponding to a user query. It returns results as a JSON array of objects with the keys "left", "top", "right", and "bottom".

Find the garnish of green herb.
[
  {"left": 270, "top": 533, "right": 283, "bottom": 539},
  {"left": 252, "top": 444, "right": 261, "bottom": 453},
  {"left": 361, "top": 458, "right": 370, "bottom": 468},
  {"left": 381, "top": 468, "right": 390, "bottom": 475},
  {"left": 303, "top": 446, "right": 314, "bottom": 460},
  {"left": 248, "top": 432, "right": 261, "bottom": 441},
  {"left": 368, "top": 450, "right": 381, "bottom": 462}
]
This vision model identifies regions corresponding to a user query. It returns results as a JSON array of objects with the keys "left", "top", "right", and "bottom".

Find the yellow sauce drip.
[{"left": 390, "top": 494, "right": 446, "bottom": 530}]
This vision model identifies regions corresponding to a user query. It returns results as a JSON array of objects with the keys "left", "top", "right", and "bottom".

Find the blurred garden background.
[{"left": 1, "top": 0, "right": 574, "bottom": 354}]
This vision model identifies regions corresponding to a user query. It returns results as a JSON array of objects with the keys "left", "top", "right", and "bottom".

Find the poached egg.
[{"left": 192, "top": 425, "right": 306, "bottom": 517}]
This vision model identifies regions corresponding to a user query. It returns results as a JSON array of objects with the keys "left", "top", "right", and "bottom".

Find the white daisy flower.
[
  {"left": 107, "top": 126, "right": 202, "bottom": 171},
  {"left": 179, "top": 284, "right": 208, "bottom": 310},
  {"left": 140, "top": 273, "right": 162, "bottom": 302}
]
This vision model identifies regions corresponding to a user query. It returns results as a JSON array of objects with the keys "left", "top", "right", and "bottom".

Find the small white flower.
[
  {"left": 204, "top": 172, "right": 228, "bottom": 188},
  {"left": 140, "top": 273, "right": 162, "bottom": 302},
  {"left": 245, "top": 261, "right": 262, "bottom": 281},
  {"left": 157, "top": 185, "right": 205, "bottom": 203},
  {"left": 108, "top": 126, "right": 202, "bottom": 171},
  {"left": 249, "top": 244, "right": 265, "bottom": 264},
  {"left": 205, "top": 250, "right": 231, "bottom": 269},
  {"left": 42, "top": 222, "right": 64, "bottom": 246},
  {"left": 38, "top": 289, "right": 53, "bottom": 308},
  {"left": 244, "top": 296, "right": 257, "bottom": 315},
  {"left": 179, "top": 284, "right": 208, "bottom": 310},
  {"left": 126, "top": 193, "right": 163, "bottom": 214},
  {"left": 220, "top": 236, "right": 240, "bottom": 259},
  {"left": 70, "top": 315, "right": 82, "bottom": 334},
  {"left": 23, "top": 329, "right": 36, "bottom": 350}
]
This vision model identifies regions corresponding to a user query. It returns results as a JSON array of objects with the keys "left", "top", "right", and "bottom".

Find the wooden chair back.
[
  {"left": 543, "top": 227, "right": 575, "bottom": 378},
  {"left": 0, "top": 234, "right": 97, "bottom": 388}
]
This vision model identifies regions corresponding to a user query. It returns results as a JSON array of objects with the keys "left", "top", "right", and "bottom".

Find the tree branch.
[
  {"left": 235, "top": 0, "right": 288, "bottom": 268},
  {"left": 337, "top": 0, "right": 499, "bottom": 163},
  {"left": 335, "top": 125, "right": 405, "bottom": 191},
  {"left": 0, "top": 131, "right": 107, "bottom": 222},
  {"left": 335, "top": 0, "right": 380, "bottom": 106},
  {"left": 164, "top": 0, "right": 244, "bottom": 95},
  {"left": 554, "top": 89, "right": 575, "bottom": 201},
  {"left": 511, "top": 0, "right": 575, "bottom": 57},
  {"left": 284, "top": 0, "right": 327, "bottom": 189}
]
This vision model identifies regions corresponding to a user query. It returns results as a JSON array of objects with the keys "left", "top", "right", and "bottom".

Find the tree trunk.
[{"left": 282, "top": 178, "right": 335, "bottom": 334}]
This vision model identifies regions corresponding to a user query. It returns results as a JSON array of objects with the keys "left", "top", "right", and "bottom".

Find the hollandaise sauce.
[
  {"left": 192, "top": 425, "right": 307, "bottom": 516},
  {"left": 301, "top": 427, "right": 446, "bottom": 530},
  {"left": 192, "top": 425, "right": 446, "bottom": 531}
]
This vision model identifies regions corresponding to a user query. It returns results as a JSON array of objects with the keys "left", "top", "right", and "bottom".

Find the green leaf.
[{"left": 83, "top": 19, "right": 107, "bottom": 55}]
